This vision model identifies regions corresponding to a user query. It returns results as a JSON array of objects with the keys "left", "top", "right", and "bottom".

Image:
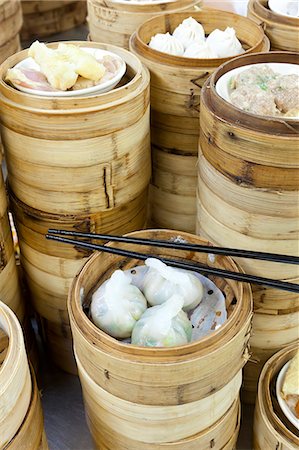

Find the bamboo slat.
[
  {"left": 248, "top": 0, "right": 299, "bottom": 52},
  {"left": 130, "top": 10, "right": 269, "bottom": 233},
  {"left": 21, "top": 0, "right": 87, "bottom": 40},
  {"left": 253, "top": 344, "right": 299, "bottom": 450},
  {"left": 88, "top": 0, "right": 202, "bottom": 50},
  {"left": 69, "top": 229, "right": 252, "bottom": 403},
  {"left": 0, "top": 0, "right": 22, "bottom": 64},
  {"left": 0, "top": 301, "right": 31, "bottom": 448},
  {"left": 77, "top": 353, "right": 241, "bottom": 449}
]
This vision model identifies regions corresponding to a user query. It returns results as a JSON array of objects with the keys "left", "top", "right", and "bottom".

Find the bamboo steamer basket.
[
  {"left": 6, "top": 365, "right": 48, "bottom": 450},
  {"left": 253, "top": 343, "right": 299, "bottom": 450},
  {"left": 199, "top": 51, "right": 299, "bottom": 191},
  {"left": 68, "top": 229, "right": 253, "bottom": 404},
  {"left": 0, "top": 0, "right": 22, "bottom": 64},
  {"left": 88, "top": 0, "right": 202, "bottom": 50},
  {"left": 0, "top": 167, "right": 24, "bottom": 321},
  {"left": 248, "top": 0, "right": 299, "bottom": 52},
  {"left": 40, "top": 318, "right": 77, "bottom": 375},
  {"left": 68, "top": 229, "right": 251, "bottom": 448},
  {"left": 86, "top": 400, "right": 240, "bottom": 450},
  {"left": 0, "top": 41, "right": 151, "bottom": 215},
  {"left": 197, "top": 51, "right": 299, "bottom": 401},
  {"left": 21, "top": 0, "right": 87, "bottom": 40},
  {"left": 0, "top": 301, "right": 31, "bottom": 448},
  {"left": 130, "top": 10, "right": 269, "bottom": 232}
]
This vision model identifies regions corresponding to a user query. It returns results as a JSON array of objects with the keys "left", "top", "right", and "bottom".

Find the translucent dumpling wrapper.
[
  {"left": 28, "top": 41, "right": 78, "bottom": 90},
  {"left": 184, "top": 42, "right": 218, "bottom": 58},
  {"left": 142, "top": 258, "right": 203, "bottom": 311},
  {"left": 131, "top": 294, "right": 192, "bottom": 347},
  {"left": 90, "top": 270, "right": 147, "bottom": 339},
  {"left": 173, "top": 17, "right": 205, "bottom": 49},
  {"left": 206, "top": 27, "right": 245, "bottom": 58},
  {"left": 56, "top": 43, "right": 105, "bottom": 81},
  {"left": 149, "top": 32, "right": 184, "bottom": 56}
]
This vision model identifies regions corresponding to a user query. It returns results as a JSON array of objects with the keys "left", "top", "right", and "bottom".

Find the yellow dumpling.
[
  {"left": 28, "top": 41, "right": 78, "bottom": 90},
  {"left": 57, "top": 43, "right": 105, "bottom": 81},
  {"left": 282, "top": 350, "right": 299, "bottom": 398}
]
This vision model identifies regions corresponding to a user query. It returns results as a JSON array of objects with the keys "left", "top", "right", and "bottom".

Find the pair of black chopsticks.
[{"left": 46, "top": 229, "right": 299, "bottom": 293}]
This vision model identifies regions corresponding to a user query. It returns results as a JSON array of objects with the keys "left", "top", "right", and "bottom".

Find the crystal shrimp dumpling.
[
  {"left": 90, "top": 270, "right": 147, "bottom": 339},
  {"left": 142, "top": 258, "right": 203, "bottom": 311},
  {"left": 131, "top": 294, "right": 192, "bottom": 347}
]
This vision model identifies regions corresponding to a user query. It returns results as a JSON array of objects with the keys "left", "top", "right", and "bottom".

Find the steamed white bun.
[
  {"left": 149, "top": 32, "right": 184, "bottom": 56},
  {"left": 173, "top": 17, "right": 205, "bottom": 49},
  {"left": 184, "top": 42, "right": 218, "bottom": 58},
  {"left": 206, "top": 27, "right": 244, "bottom": 58}
]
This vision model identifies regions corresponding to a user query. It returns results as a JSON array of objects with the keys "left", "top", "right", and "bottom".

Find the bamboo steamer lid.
[
  {"left": 21, "top": 0, "right": 87, "bottom": 40},
  {"left": 0, "top": 41, "right": 151, "bottom": 215},
  {"left": 253, "top": 343, "right": 299, "bottom": 449},
  {"left": 88, "top": 0, "right": 202, "bottom": 49},
  {"left": 6, "top": 365, "right": 49, "bottom": 450},
  {"left": 248, "top": 0, "right": 299, "bottom": 52},
  {"left": 0, "top": 301, "right": 31, "bottom": 447},
  {"left": 130, "top": 9, "right": 269, "bottom": 232},
  {"left": 68, "top": 229, "right": 253, "bottom": 405}
]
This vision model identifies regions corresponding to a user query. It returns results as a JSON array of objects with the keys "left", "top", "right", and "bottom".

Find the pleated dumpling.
[
  {"left": 149, "top": 32, "right": 184, "bottom": 56},
  {"left": 131, "top": 294, "right": 192, "bottom": 347},
  {"left": 90, "top": 270, "right": 147, "bottom": 339},
  {"left": 206, "top": 27, "right": 244, "bottom": 58},
  {"left": 142, "top": 258, "right": 203, "bottom": 311},
  {"left": 173, "top": 17, "right": 205, "bottom": 49},
  {"left": 184, "top": 42, "right": 218, "bottom": 58}
]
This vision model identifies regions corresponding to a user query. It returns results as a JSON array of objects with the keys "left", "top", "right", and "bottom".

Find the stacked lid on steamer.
[
  {"left": 197, "top": 51, "right": 299, "bottom": 402},
  {"left": 0, "top": 301, "right": 48, "bottom": 449},
  {"left": 21, "top": 0, "right": 87, "bottom": 41},
  {"left": 248, "top": 0, "right": 299, "bottom": 52},
  {"left": 130, "top": 9, "right": 269, "bottom": 233},
  {"left": 0, "top": 41, "right": 151, "bottom": 373},
  {"left": 68, "top": 229, "right": 253, "bottom": 449},
  {"left": 0, "top": 0, "right": 22, "bottom": 65},
  {"left": 87, "top": 0, "right": 202, "bottom": 50}
]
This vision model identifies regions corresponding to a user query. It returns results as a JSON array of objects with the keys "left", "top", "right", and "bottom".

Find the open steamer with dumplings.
[
  {"left": 130, "top": 10, "right": 270, "bottom": 233},
  {"left": 0, "top": 301, "right": 48, "bottom": 449},
  {"left": 0, "top": 0, "right": 22, "bottom": 65},
  {"left": 68, "top": 229, "right": 253, "bottom": 449},
  {"left": 197, "top": 51, "right": 299, "bottom": 403},
  {"left": 253, "top": 343, "right": 299, "bottom": 450},
  {"left": 87, "top": 0, "right": 202, "bottom": 50},
  {"left": 247, "top": 0, "right": 299, "bottom": 52},
  {"left": 0, "top": 41, "right": 151, "bottom": 373},
  {"left": 21, "top": 0, "right": 87, "bottom": 41}
]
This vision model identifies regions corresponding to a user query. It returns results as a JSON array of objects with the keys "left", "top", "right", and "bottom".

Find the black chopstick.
[
  {"left": 47, "top": 229, "right": 299, "bottom": 265},
  {"left": 45, "top": 233, "right": 299, "bottom": 293}
]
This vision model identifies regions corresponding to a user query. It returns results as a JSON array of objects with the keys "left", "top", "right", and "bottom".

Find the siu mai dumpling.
[
  {"left": 57, "top": 43, "right": 105, "bottom": 81},
  {"left": 28, "top": 41, "right": 78, "bottom": 90}
]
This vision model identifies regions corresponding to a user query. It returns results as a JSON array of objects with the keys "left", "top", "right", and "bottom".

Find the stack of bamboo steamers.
[
  {"left": 0, "top": 0, "right": 22, "bottom": 64},
  {"left": 0, "top": 42, "right": 151, "bottom": 373}
]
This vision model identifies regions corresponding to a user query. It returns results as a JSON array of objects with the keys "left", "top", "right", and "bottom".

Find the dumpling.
[
  {"left": 90, "top": 270, "right": 147, "bottom": 339},
  {"left": 57, "top": 43, "right": 105, "bottom": 81},
  {"left": 281, "top": 350, "right": 299, "bottom": 418},
  {"left": 206, "top": 27, "right": 244, "bottom": 58},
  {"left": 131, "top": 294, "right": 192, "bottom": 347},
  {"left": 230, "top": 85, "right": 279, "bottom": 116},
  {"left": 142, "top": 258, "right": 203, "bottom": 311},
  {"left": 173, "top": 17, "right": 205, "bottom": 49},
  {"left": 184, "top": 42, "right": 218, "bottom": 58},
  {"left": 149, "top": 32, "right": 184, "bottom": 56},
  {"left": 269, "top": 74, "right": 299, "bottom": 114},
  {"left": 28, "top": 41, "right": 78, "bottom": 90}
]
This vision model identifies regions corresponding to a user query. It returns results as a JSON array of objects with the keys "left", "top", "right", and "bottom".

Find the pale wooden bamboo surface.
[{"left": 17, "top": 22, "right": 253, "bottom": 450}]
